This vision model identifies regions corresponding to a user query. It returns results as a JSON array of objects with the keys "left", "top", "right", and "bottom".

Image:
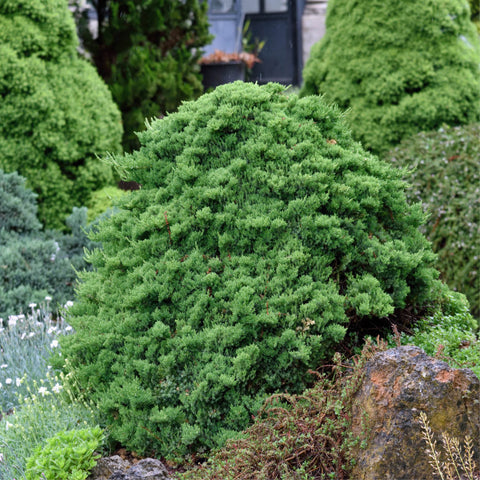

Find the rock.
[
  {"left": 109, "top": 458, "right": 171, "bottom": 480},
  {"left": 88, "top": 456, "right": 170, "bottom": 480},
  {"left": 88, "top": 455, "right": 131, "bottom": 480},
  {"left": 350, "top": 345, "right": 480, "bottom": 480}
]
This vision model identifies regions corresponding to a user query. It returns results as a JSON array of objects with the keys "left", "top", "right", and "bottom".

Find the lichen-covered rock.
[
  {"left": 351, "top": 346, "right": 480, "bottom": 480},
  {"left": 87, "top": 455, "right": 130, "bottom": 480},
  {"left": 88, "top": 457, "right": 170, "bottom": 480}
]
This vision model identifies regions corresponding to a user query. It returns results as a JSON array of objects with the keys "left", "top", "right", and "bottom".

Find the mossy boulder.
[
  {"left": 301, "top": 0, "right": 480, "bottom": 155},
  {"left": 59, "top": 82, "right": 442, "bottom": 458}
]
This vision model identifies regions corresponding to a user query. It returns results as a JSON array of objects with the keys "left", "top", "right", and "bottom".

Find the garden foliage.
[
  {"left": 0, "top": 170, "right": 96, "bottom": 318},
  {"left": 300, "top": 0, "right": 480, "bottom": 154},
  {"left": 71, "top": 0, "right": 212, "bottom": 151},
  {"left": 0, "top": 0, "right": 122, "bottom": 230},
  {"left": 60, "top": 82, "right": 442, "bottom": 458},
  {"left": 387, "top": 124, "right": 480, "bottom": 319},
  {"left": 25, "top": 427, "right": 103, "bottom": 480}
]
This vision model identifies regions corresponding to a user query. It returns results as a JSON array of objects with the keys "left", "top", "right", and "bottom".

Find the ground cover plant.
[
  {"left": 0, "top": 0, "right": 122, "bottom": 230},
  {"left": 71, "top": 0, "right": 212, "bottom": 151},
  {"left": 58, "top": 81, "right": 444, "bottom": 459},
  {"left": 387, "top": 123, "right": 480, "bottom": 319},
  {"left": 300, "top": 0, "right": 480, "bottom": 155},
  {"left": 393, "top": 292, "right": 479, "bottom": 379}
]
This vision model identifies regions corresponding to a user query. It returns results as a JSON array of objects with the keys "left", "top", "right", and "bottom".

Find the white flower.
[
  {"left": 5, "top": 421, "right": 13, "bottom": 431},
  {"left": 0, "top": 452, "right": 4, "bottom": 462},
  {"left": 5, "top": 378, "right": 12, "bottom": 385},
  {"left": 50, "top": 340, "right": 59, "bottom": 348},
  {"left": 0, "top": 382, "right": 3, "bottom": 389},
  {"left": 47, "top": 326, "right": 58, "bottom": 335},
  {"left": 65, "top": 325, "right": 73, "bottom": 332},
  {"left": 16, "top": 377, "right": 21, "bottom": 387},
  {"left": 47, "top": 365, "right": 52, "bottom": 370},
  {"left": 28, "top": 332, "right": 35, "bottom": 338},
  {"left": 20, "top": 332, "right": 26, "bottom": 340},
  {"left": 0, "top": 364, "right": 8, "bottom": 369},
  {"left": 17, "top": 314, "right": 25, "bottom": 321},
  {"left": 8, "top": 317, "right": 17, "bottom": 327},
  {"left": 52, "top": 383, "right": 63, "bottom": 394},
  {"left": 38, "top": 386, "right": 49, "bottom": 396},
  {"left": 45, "top": 296, "right": 52, "bottom": 302},
  {"left": 65, "top": 301, "right": 74, "bottom": 308},
  {"left": 29, "top": 303, "right": 37, "bottom": 309}
]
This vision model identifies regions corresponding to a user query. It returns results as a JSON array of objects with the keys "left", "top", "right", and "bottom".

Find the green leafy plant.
[
  {"left": 0, "top": 0, "right": 122, "bottom": 230},
  {"left": 300, "top": 0, "right": 480, "bottom": 155},
  {"left": 419, "top": 411, "right": 479, "bottom": 480},
  {"left": 59, "top": 81, "right": 443, "bottom": 459},
  {"left": 71, "top": 0, "right": 212, "bottom": 151},
  {"left": 25, "top": 427, "right": 104, "bottom": 480},
  {"left": 387, "top": 123, "right": 480, "bottom": 318}
]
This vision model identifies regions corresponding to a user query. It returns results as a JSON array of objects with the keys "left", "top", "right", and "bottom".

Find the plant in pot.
[
  {"left": 199, "top": 20, "right": 264, "bottom": 89},
  {"left": 199, "top": 49, "right": 260, "bottom": 89}
]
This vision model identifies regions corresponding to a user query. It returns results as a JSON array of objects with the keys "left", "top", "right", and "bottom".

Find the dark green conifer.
[
  {"left": 301, "top": 0, "right": 480, "bottom": 154},
  {"left": 0, "top": 0, "right": 122, "bottom": 230}
]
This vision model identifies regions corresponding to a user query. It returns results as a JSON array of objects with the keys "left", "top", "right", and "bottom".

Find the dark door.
[{"left": 243, "top": 0, "right": 301, "bottom": 85}]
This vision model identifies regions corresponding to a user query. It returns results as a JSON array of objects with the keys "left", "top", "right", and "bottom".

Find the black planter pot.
[{"left": 200, "top": 61, "right": 245, "bottom": 90}]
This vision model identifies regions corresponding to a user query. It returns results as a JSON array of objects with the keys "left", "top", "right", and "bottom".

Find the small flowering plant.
[
  {"left": 0, "top": 298, "right": 74, "bottom": 414},
  {"left": 199, "top": 49, "right": 261, "bottom": 69}
]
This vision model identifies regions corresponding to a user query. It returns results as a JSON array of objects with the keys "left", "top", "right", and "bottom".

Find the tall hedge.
[
  {"left": 59, "top": 82, "right": 442, "bottom": 458},
  {"left": 301, "top": 0, "right": 480, "bottom": 155},
  {"left": 72, "top": 0, "right": 212, "bottom": 152},
  {"left": 0, "top": 0, "right": 122, "bottom": 230}
]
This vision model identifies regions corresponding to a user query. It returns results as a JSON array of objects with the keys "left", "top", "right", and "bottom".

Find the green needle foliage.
[
  {"left": 0, "top": 0, "right": 122, "bottom": 230},
  {"left": 300, "top": 0, "right": 480, "bottom": 155},
  {"left": 59, "top": 82, "right": 442, "bottom": 459},
  {"left": 387, "top": 124, "right": 480, "bottom": 319}
]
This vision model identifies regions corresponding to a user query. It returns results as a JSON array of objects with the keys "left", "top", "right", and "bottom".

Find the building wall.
[{"left": 301, "top": 0, "right": 328, "bottom": 66}]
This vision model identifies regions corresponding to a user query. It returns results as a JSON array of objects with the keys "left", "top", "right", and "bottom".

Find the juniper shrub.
[{"left": 58, "top": 82, "right": 443, "bottom": 458}]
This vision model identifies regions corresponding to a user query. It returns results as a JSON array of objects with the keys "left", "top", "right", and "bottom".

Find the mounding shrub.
[
  {"left": 0, "top": 169, "right": 98, "bottom": 319},
  {"left": 59, "top": 82, "right": 442, "bottom": 458},
  {"left": 0, "top": 0, "right": 122, "bottom": 230},
  {"left": 300, "top": 0, "right": 480, "bottom": 155},
  {"left": 387, "top": 123, "right": 480, "bottom": 319}
]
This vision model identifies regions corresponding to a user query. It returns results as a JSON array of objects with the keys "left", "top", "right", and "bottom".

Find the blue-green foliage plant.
[
  {"left": 59, "top": 82, "right": 442, "bottom": 458},
  {"left": 0, "top": 170, "right": 98, "bottom": 319},
  {"left": 0, "top": 0, "right": 122, "bottom": 230},
  {"left": 387, "top": 123, "right": 480, "bottom": 319},
  {"left": 300, "top": 0, "right": 480, "bottom": 155}
]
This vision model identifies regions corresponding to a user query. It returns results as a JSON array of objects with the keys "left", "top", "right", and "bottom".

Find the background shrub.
[
  {"left": 387, "top": 124, "right": 480, "bottom": 319},
  {"left": 0, "top": 0, "right": 122, "bottom": 230},
  {"left": 59, "top": 82, "right": 443, "bottom": 459},
  {"left": 71, "top": 0, "right": 212, "bottom": 151},
  {"left": 300, "top": 0, "right": 480, "bottom": 155},
  {"left": 0, "top": 170, "right": 97, "bottom": 319}
]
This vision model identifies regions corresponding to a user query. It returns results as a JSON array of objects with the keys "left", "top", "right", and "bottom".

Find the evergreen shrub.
[
  {"left": 60, "top": 82, "right": 442, "bottom": 458},
  {"left": 72, "top": 0, "right": 212, "bottom": 151},
  {"left": 387, "top": 123, "right": 480, "bottom": 319},
  {"left": 0, "top": 0, "right": 123, "bottom": 230},
  {"left": 0, "top": 170, "right": 97, "bottom": 319},
  {"left": 300, "top": 0, "right": 480, "bottom": 155}
]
